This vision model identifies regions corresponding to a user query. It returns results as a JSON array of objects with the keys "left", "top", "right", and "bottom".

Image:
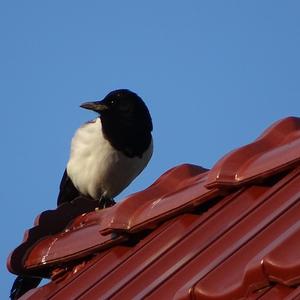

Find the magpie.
[
  {"left": 57, "top": 88, "right": 153, "bottom": 207},
  {"left": 10, "top": 89, "right": 153, "bottom": 299}
]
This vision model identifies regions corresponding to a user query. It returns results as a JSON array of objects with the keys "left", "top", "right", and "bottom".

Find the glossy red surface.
[
  {"left": 8, "top": 117, "right": 300, "bottom": 300},
  {"left": 206, "top": 116, "right": 300, "bottom": 188}
]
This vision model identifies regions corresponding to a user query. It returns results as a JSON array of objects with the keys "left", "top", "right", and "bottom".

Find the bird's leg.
[{"left": 98, "top": 194, "right": 116, "bottom": 209}]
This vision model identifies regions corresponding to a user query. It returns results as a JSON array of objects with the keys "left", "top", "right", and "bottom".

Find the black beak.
[{"left": 80, "top": 101, "right": 108, "bottom": 112}]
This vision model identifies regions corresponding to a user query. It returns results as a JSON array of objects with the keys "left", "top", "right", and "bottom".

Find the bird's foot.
[{"left": 98, "top": 195, "right": 116, "bottom": 209}]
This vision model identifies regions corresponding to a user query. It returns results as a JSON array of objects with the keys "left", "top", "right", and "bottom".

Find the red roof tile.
[
  {"left": 206, "top": 116, "right": 300, "bottom": 188},
  {"left": 7, "top": 116, "right": 300, "bottom": 299}
]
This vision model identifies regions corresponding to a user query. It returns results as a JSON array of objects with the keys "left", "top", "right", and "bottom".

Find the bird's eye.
[{"left": 110, "top": 99, "right": 116, "bottom": 105}]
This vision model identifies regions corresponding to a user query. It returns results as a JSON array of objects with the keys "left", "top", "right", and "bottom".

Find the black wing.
[
  {"left": 10, "top": 275, "right": 42, "bottom": 300},
  {"left": 57, "top": 169, "right": 80, "bottom": 206}
]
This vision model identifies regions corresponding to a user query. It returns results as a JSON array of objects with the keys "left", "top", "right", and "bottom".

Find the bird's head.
[{"left": 80, "top": 89, "right": 153, "bottom": 132}]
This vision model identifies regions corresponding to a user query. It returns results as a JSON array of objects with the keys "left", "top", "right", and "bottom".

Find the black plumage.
[
  {"left": 57, "top": 89, "right": 153, "bottom": 206},
  {"left": 10, "top": 89, "right": 153, "bottom": 299},
  {"left": 10, "top": 276, "right": 42, "bottom": 300}
]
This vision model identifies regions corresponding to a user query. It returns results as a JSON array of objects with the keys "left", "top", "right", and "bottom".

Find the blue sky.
[{"left": 1, "top": 1, "right": 300, "bottom": 298}]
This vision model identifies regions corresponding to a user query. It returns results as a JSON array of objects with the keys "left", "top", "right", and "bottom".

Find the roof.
[{"left": 7, "top": 116, "right": 300, "bottom": 300}]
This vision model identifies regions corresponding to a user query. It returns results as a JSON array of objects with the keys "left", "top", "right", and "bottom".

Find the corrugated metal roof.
[{"left": 7, "top": 116, "right": 300, "bottom": 300}]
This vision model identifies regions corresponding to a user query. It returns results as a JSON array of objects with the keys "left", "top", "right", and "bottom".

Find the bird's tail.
[{"left": 10, "top": 275, "right": 42, "bottom": 300}]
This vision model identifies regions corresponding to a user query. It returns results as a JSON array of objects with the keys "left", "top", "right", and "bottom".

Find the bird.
[
  {"left": 57, "top": 88, "right": 153, "bottom": 207},
  {"left": 10, "top": 89, "right": 153, "bottom": 299}
]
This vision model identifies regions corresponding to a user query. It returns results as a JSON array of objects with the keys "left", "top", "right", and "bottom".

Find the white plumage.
[{"left": 67, "top": 117, "right": 153, "bottom": 200}]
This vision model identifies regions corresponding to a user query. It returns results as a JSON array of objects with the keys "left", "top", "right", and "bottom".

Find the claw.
[{"left": 98, "top": 196, "right": 116, "bottom": 209}]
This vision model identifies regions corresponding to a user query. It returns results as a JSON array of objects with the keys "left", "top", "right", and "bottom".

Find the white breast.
[{"left": 67, "top": 118, "right": 153, "bottom": 200}]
